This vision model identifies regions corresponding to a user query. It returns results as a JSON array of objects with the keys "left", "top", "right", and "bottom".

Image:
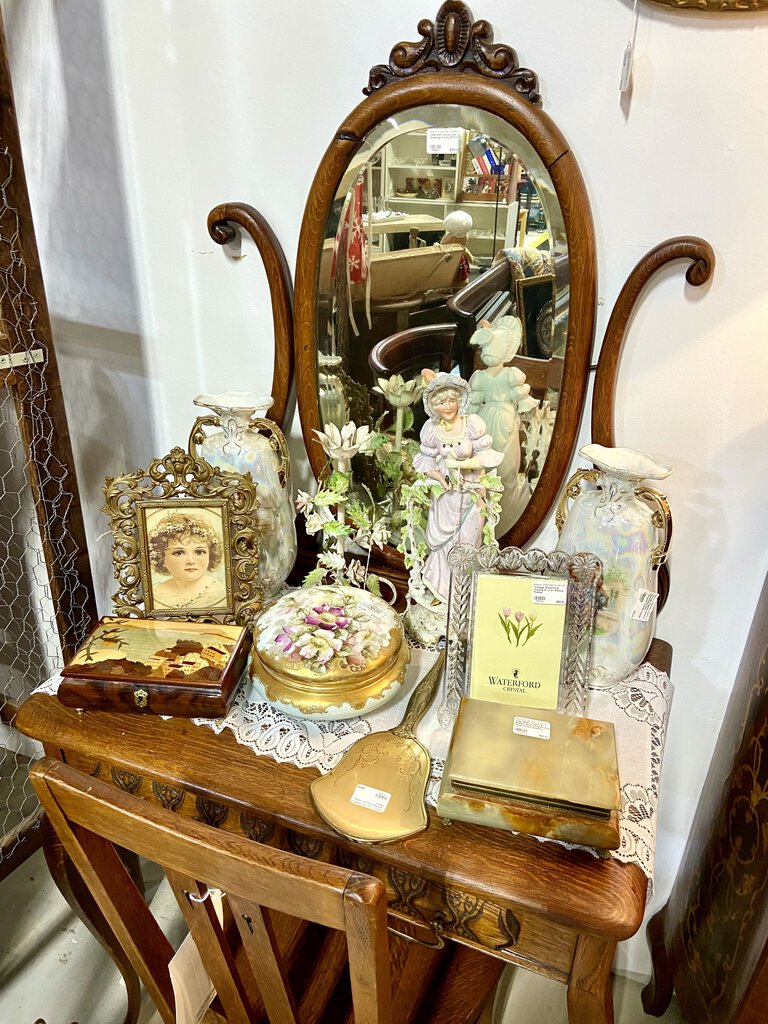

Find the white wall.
[{"left": 5, "top": 0, "right": 768, "bottom": 980}]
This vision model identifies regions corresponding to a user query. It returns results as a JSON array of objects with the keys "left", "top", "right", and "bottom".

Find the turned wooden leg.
[
  {"left": 566, "top": 934, "right": 616, "bottom": 1024},
  {"left": 641, "top": 906, "right": 674, "bottom": 1016},
  {"left": 43, "top": 817, "right": 142, "bottom": 1024}
]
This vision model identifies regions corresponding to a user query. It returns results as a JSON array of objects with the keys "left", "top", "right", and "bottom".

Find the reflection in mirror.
[{"left": 315, "top": 104, "right": 569, "bottom": 539}]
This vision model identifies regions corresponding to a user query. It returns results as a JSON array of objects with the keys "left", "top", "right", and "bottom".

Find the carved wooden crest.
[{"left": 365, "top": 1, "right": 540, "bottom": 102}]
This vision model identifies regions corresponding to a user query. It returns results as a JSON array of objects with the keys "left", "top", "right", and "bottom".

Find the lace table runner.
[{"left": 35, "top": 651, "right": 672, "bottom": 888}]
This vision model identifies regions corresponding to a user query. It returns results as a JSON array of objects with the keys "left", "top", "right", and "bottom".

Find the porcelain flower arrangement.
[
  {"left": 260, "top": 592, "right": 387, "bottom": 675},
  {"left": 297, "top": 371, "right": 452, "bottom": 601},
  {"left": 296, "top": 419, "right": 393, "bottom": 597}
]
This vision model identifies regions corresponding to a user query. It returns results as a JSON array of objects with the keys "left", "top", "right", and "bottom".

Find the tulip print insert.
[
  {"left": 256, "top": 586, "right": 399, "bottom": 676},
  {"left": 468, "top": 573, "right": 567, "bottom": 710},
  {"left": 498, "top": 607, "right": 542, "bottom": 648}
]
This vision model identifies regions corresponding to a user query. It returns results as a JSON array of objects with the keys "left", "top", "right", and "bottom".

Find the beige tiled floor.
[{"left": 0, "top": 849, "right": 685, "bottom": 1024}]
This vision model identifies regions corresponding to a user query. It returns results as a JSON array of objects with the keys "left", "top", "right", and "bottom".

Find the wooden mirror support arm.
[
  {"left": 207, "top": 202, "right": 294, "bottom": 428},
  {"left": 590, "top": 235, "right": 714, "bottom": 614},
  {"left": 591, "top": 236, "right": 715, "bottom": 448}
]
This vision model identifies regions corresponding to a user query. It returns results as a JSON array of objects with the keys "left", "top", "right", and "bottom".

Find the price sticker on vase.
[{"left": 630, "top": 589, "right": 658, "bottom": 623}]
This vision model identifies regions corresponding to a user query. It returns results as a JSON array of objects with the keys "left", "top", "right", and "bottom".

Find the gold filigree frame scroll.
[{"left": 102, "top": 447, "right": 262, "bottom": 627}]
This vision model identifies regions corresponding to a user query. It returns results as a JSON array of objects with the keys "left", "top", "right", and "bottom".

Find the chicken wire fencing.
[{"left": 0, "top": 140, "right": 94, "bottom": 871}]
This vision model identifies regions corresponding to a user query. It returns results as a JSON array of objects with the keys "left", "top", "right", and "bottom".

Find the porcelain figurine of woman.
[
  {"left": 412, "top": 371, "right": 503, "bottom": 605},
  {"left": 469, "top": 315, "right": 538, "bottom": 536}
]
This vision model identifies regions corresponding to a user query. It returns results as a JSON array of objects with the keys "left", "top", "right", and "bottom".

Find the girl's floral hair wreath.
[{"left": 147, "top": 512, "right": 222, "bottom": 574}]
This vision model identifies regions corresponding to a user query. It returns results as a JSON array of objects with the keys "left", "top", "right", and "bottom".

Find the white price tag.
[
  {"left": 168, "top": 891, "right": 223, "bottom": 1023},
  {"left": 350, "top": 784, "right": 392, "bottom": 813},
  {"left": 513, "top": 716, "right": 551, "bottom": 740},
  {"left": 426, "top": 128, "right": 460, "bottom": 154},
  {"left": 531, "top": 579, "right": 568, "bottom": 605},
  {"left": 630, "top": 589, "right": 658, "bottom": 622}
]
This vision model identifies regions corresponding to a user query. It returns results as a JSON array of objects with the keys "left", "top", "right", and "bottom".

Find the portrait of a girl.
[{"left": 146, "top": 510, "right": 228, "bottom": 611}]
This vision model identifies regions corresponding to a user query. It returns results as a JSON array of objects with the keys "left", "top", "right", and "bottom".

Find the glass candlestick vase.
[
  {"left": 189, "top": 391, "right": 297, "bottom": 597},
  {"left": 555, "top": 444, "right": 672, "bottom": 688}
]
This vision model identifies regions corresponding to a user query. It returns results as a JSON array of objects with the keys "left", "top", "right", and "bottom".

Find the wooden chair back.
[
  {"left": 368, "top": 323, "right": 457, "bottom": 379},
  {"left": 31, "top": 758, "right": 392, "bottom": 1024},
  {"left": 511, "top": 354, "right": 565, "bottom": 398}
]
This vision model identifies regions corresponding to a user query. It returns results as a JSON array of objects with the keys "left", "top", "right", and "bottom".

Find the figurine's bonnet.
[
  {"left": 470, "top": 315, "right": 523, "bottom": 363},
  {"left": 420, "top": 370, "right": 471, "bottom": 422}
]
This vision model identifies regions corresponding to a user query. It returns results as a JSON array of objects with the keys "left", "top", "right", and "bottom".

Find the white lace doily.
[{"left": 35, "top": 652, "right": 671, "bottom": 888}]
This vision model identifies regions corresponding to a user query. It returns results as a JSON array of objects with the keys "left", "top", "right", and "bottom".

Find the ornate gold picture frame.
[{"left": 102, "top": 447, "right": 262, "bottom": 627}]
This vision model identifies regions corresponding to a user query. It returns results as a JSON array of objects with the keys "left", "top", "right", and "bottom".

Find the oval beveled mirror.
[{"left": 294, "top": 1, "right": 596, "bottom": 581}]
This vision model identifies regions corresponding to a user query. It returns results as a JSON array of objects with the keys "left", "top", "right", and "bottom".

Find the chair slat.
[
  {"left": 295, "top": 926, "right": 349, "bottom": 1024},
  {"left": 32, "top": 780, "right": 176, "bottom": 1024},
  {"left": 230, "top": 896, "right": 299, "bottom": 1024},
  {"left": 167, "top": 871, "right": 254, "bottom": 1024},
  {"left": 31, "top": 758, "right": 394, "bottom": 1024}
]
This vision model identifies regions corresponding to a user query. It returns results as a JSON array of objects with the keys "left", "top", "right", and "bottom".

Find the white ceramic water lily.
[
  {"left": 294, "top": 490, "right": 314, "bottom": 515},
  {"left": 372, "top": 375, "right": 425, "bottom": 449},
  {"left": 354, "top": 518, "right": 389, "bottom": 551},
  {"left": 372, "top": 374, "right": 425, "bottom": 409},
  {"left": 303, "top": 511, "right": 326, "bottom": 536},
  {"left": 313, "top": 421, "right": 372, "bottom": 468}
]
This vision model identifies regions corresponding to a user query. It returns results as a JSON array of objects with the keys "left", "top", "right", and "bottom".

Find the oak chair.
[
  {"left": 368, "top": 321, "right": 562, "bottom": 402},
  {"left": 368, "top": 323, "right": 457, "bottom": 379},
  {"left": 31, "top": 758, "right": 393, "bottom": 1024}
]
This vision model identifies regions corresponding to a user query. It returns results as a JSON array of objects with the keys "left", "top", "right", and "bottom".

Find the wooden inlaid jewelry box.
[{"left": 58, "top": 617, "right": 252, "bottom": 718}]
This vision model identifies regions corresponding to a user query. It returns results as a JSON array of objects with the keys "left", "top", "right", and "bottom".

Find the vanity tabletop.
[{"left": 17, "top": 639, "right": 671, "bottom": 946}]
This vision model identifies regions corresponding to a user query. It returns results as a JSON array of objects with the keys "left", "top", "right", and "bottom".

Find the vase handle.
[
  {"left": 636, "top": 486, "right": 672, "bottom": 568},
  {"left": 555, "top": 468, "right": 600, "bottom": 534},
  {"left": 249, "top": 418, "right": 290, "bottom": 489},
  {"left": 377, "top": 576, "right": 398, "bottom": 607},
  {"left": 188, "top": 415, "right": 220, "bottom": 457},
  {"left": 188, "top": 415, "right": 290, "bottom": 489}
]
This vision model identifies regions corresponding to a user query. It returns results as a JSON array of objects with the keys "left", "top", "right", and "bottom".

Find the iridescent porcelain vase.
[
  {"left": 556, "top": 444, "right": 672, "bottom": 687},
  {"left": 189, "top": 391, "right": 297, "bottom": 597}
]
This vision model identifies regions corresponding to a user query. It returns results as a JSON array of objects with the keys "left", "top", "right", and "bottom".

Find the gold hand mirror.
[{"left": 310, "top": 652, "right": 446, "bottom": 843}]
